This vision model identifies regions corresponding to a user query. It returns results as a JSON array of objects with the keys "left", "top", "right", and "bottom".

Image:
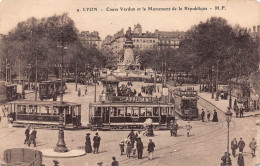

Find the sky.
[{"left": 0, "top": 0, "right": 259, "bottom": 39}]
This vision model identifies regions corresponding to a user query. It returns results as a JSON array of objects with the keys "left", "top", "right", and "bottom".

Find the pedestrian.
[
  {"left": 147, "top": 139, "right": 155, "bottom": 160},
  {"left": 221, "top": 152, "right": 231, "bottom": 166},
  {"left": 239, "top": 106, "right": 244, "bottom": 118},
  {"left": 126, "top": 141, "right": 132, "bottom": 157},
  {"left": 119, "top": 140, "right": 124, "bottom": 156},
  {"left": 186, "top": 121, "right": 192, "bottom": 137},
  {"left": 249, "top": 138, "right": 256, "bottom": 158},
  {"left": 78, "top": 88, "right": 81, "bottom": 97},
  {"left": 85, "top": 86, "right": 88, "bottom": 95},
  {"left": 22, "top": 91, "right": 25, "bottom": 99},
  {"left": 201, "top": 109, "right": 205, "bottom": 122},
  {"left": 131, "top": 141, "right": 137, "bottom": 158},
  {"left": 28, "top": 127, "right": 37, "bottom": 147},
  {"left": 237, "top": 152, "right": 244, "bottom": 166},
  {"left": 136, "top": 137, "right": 143, "bottom": 159},
  {"left": 235, "top": 106, "right": 239, "bottom": 118},
  {"left": 127, "top": 129, "right": 136, "bottom": 148},
  {"left": 212, "top": 110, "right": 218, "bottom": 122},
  {"left": 93, "top": 132, "right": 101, "bottom": 154},
  {"left": 0, "top": 115, "right": 1, "bottom": 123},
  {"left": 24, "top": 125, "right": 30, "bottom": 144},
  {"left": 111, "top": 157, "right": 119, "bottom": 166},
  {"left": 238, "top": 138, "right": 245, "bottom": 153},
  {"left": 169, "top": 120, "right": 174, "bottom": 137},
  {"left": 207, "top": 111, "right": 211, "bottom": 121},
  {"left": 231, "top": 138, "right": 238, "bottom": 157},
  {"left": 85, "top": 133, "right": 92, "bottom": 153},
  {"left": 173, "top": 121, "right": 178, "bottom": 137}
]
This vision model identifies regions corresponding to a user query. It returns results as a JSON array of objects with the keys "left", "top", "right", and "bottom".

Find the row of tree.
[
  {"left": 0, "top": 13, "right": 107, "bottom": 81},
  {"left": 139, "top": 17, "right": 259, "bottom": 83}
]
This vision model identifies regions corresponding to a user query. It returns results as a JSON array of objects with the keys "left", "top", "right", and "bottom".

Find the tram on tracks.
[
  {"left": 0, "top": 81, "right": 19, "bottom": 101},
  {"left": 172, "top": 87, "right": 199, "bottom": 120},
  {"left": 39, "top": 79, "right": 66, "bottom": 101},
  {"left": 7, "top": 100, "right": 81, "bottom": 129},
  {"left": 89, "top": 96, "right": 175, "bottom": 130}
]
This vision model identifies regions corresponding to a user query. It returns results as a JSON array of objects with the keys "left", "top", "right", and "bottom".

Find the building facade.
[
  {"left": 104, "top": 24, "right": 186, "bottom": 55},
  {"left": 78, "top": 31, "right": 102, "bottom": 50}
]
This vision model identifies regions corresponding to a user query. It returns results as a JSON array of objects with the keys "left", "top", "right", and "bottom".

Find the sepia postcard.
[{"left": 0, "top": 0, "right": 259, "bottom": 166}]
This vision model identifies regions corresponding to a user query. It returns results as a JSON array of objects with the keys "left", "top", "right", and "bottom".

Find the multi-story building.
[
  {"left": 155, "top": 30, "right": 186, "bottom": 49},
  {"left": 104, "top": 24, "right": 186, "bottom": 55},
  {"left": 78, "top": 31, "right": 102, "bottom": 50}
]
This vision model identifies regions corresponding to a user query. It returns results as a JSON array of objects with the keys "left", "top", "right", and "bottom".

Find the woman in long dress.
[
  {"left": 212, "top": 110, "right": 218, "bottom": 122},
  {"left": 85, "top": 133, "right": 92, "bottom": 153}
]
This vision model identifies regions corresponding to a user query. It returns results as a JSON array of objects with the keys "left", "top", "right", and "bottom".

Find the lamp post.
[
  {"left": 54, "top": 39, "right": 68, "bottom": 153},
  {"left": 229, "top": 82, "right": 232, "bottom": 109},
  {"left": 27, "top": 64, "right": 32, "bottom": 90},
  {"left": 224, "top": 108, "right": 233, "bottom": 166},
  {"left": 211, "top": 65, "right": 215, "bottom": 99},
  {"left": 94, "top": 66, "right": 98, "bottom": 102}
]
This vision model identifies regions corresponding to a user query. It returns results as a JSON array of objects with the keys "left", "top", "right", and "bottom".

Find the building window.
[
  {"left": 137, "top": 39, "right": 139, "bottom": 42},
  {"left": 140, "top": 45, "right": 142, "bottom": 48},
  {"left": 150, "top": 40, "right": 152, "bottom": 42},
  {"left": 140, "top": 39, "right": 142, "bottom": 42},
  {"left": 153, "top": 40, "right": 155, "bottom": 42},
  {"left": 143, "top": 40, "right": 145, "bottom": 43}
]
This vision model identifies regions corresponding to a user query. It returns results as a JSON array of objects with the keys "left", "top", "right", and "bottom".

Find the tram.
[
  {"left": 39, "top": 80, "right": 66, "bottom": 101},
  {"left": 7, "top": 101, "right": 81, "bottom": 129},
  {"left": 89, "top": 96, "right": 175, "bottom": 130},
  {"left": 0, "top": 81, "right": 19, "bottom": 101},
  {"left": 172, "top": 87, "right": 199, "bottom": 120}
]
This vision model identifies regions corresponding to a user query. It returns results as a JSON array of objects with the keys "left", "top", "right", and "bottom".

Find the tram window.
[
  {"left": 125, "top": 107, "right": 131, "bottom": 116},
  {"left": 118, "top": 107, "right": 124, "bottom": 116},
  {"left": 168, "top": 107, "right": 173, "bottom": 116},
  {"left": 153, "top": 107, "right": 159, "bottom": 116},
  {"left": 53, "top": 108, "right": 58, "bottom": 115},
  {"left": 146, "top": 108, "right": 152, "bottom": 116},
  {"left": 17, "top": 105, "right": 24, "bottom": 114},
  {"left": 161, "top": 107, "right": 167, "bottom": 115},
  {"left": 94, "top": 107, "right": 102, "bottom": 116},
  {"left": 111, "top": 107, "right": 118, "bottom": 117},
  {"left": 41, "top": 106, "right": 51, "bottom": 115},
  {"left": 132, "top": 107, "right": 139, "bottom": 116},
  {"left": 139, "top": 107, "right": 146, "bottom": 116}
]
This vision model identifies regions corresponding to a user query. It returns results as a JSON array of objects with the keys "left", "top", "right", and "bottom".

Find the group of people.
[
  {"left": 117, "top": 84, "right": 136, "bottom": 97},
  {"left": 222, "top": 137, "right": 257, "bottom": 166},
  {"left": 118, "top": 129, "right": 156, "bottom": 161},
  {"left": 85, "top": 132, "right": 101, "bottom": 154},
  {"left": 77, "top": 86, "right": 88, "bottom": 97},
  {"left": 169, "top": 120, "right": 178, "bottom": 137},
  {"left": 234, "top": 106, "right": 245, "bottom": 118},
  {"left": 141, "top": 85, "right": 154, "bottom": 96},
  {"left": 201, "top": 109, "right": 218, "bottom": 122},
  {"left": 24, "top": 125, "right": 37, "bottom": 147}
]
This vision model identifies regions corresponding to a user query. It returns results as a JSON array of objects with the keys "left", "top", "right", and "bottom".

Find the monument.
[{"left": 117, "top": 27, "right": 140, "bottom": 71}]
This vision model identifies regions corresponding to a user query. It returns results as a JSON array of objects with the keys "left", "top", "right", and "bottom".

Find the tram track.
[{"left": 117, "top": 95, "right": 236, "bottom": 166}]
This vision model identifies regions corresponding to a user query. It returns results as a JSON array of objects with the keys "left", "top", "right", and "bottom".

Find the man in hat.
[
  {"left": 24, "top": 125, "right": 30, "bottom": 144},
  {"left": 231, "top": 138, "right": 238, "bottom": 157},
  {"left": 136, "top": 137, "right": 144, "bottom": 159},
  {"left": 201, "top": 109, "right": 205, "bottom": 122},
  {"left": 28, "top": 127, "right": 37, "bottom": 147},
  {"left": 249, "top": 138, "right": 257, "bottom": 157},
  {"left": 147, "top": 139, "right": 155, "bottom": 160},
  {"left": 127, "top": 129, "right": 136, "bottom": 148},
  {"left": 237, "top": 152, "right": 244, "bottom": 166},
  {"left": 93, "top": 132, "right": 101, "bottom": 154},
  {"left": 111, "top": 157, "right": 119, "bottom": 166},
  {"left": 238, "top": 138, "right": 245, "bottom": 153},
  {"left": 169, "top": 120, "right": 174, "bottom": 137}
]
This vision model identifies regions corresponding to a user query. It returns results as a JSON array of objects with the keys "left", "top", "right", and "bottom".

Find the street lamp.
[
  {"left": 27, "top": 64, "right": 32, "bottom": 90},
  {"left": 54, "top": 41, "right": 68, "bottom": 153},
  {"left": 94, "top": 66, "right": 98, "bottom": 102},
  {"left": 224, "top": 108, "right": 233, "bottom": 166},
  {"left": 229, "top": 82, "right": 232, "bottom": 109}
]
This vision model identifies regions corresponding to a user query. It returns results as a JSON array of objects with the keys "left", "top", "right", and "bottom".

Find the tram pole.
[{"left": 35, "top": 56, "right": 38, "bottom": 101}]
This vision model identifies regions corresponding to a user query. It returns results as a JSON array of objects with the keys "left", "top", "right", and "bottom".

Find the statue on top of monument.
[{"left": 125, "top": 27, "right": 133, "bottom": 41}]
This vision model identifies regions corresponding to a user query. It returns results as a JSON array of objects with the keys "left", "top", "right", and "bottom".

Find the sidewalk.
[{"left": 198, "top": 92, "right": 260, "bottom": 118}]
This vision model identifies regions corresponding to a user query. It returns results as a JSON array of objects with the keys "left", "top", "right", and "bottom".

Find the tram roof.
[
  {"left": 90, "top": 102, "right": 174, "bottom": 107},
  {"left": 9, "top": 100, "right": 80, "bottom": 106}
]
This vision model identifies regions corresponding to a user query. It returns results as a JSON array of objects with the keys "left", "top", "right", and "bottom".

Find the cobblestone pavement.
[{"left": 0, "top": 83, "right": 259, "bottom": 166}]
